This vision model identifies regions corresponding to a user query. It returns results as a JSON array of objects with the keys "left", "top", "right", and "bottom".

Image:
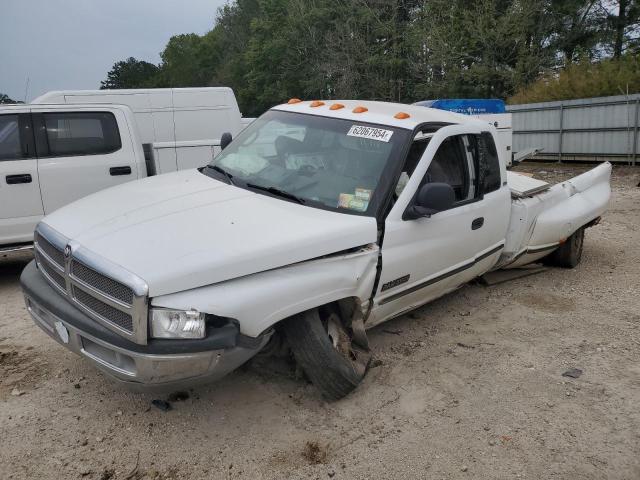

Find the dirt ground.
[{"left": 1, "top": 162, "right": 639, "bottom": 480}]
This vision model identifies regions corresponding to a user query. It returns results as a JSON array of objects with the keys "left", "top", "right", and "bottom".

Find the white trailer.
[{"left": 413, "top": 99, "right": 525, "bottom": 165}]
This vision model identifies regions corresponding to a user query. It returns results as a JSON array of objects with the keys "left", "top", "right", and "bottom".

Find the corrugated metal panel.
[
  {"left": 508, "top": 94, "right": 640, "bottom": 163},
  {"left": 562, "top": 131, "right": 630, "bottom": 154},
  {"left": 512, "top": 109, "right": 561, "bottom": 131},
  {"left": 563, "top": 104, "right": 630, "bottom": 129}
]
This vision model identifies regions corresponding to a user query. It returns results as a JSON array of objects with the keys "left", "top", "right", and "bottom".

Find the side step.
[{"left": 479, "top": 265, "right": 548, "bottom": 286}]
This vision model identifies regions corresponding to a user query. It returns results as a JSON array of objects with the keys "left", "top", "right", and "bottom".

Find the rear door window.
[
  {"left": 0, "top": 114, "right": 22, "bottom": 160},
  {"left": 42, "top": 112, "right": 121, "bottom": 156},
  {"left": 480, "top": 132, "right": 501, "bottom": 193}
]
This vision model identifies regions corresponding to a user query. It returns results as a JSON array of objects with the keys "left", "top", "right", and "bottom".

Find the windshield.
[{"left": 204, "top": 110, "right": 411, "bottom": 216}]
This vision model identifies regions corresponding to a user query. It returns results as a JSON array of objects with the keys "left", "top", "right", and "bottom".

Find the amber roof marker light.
[
  {"left": 310, "top": 101, "right": 325, "bottom": 107},
  {"left": 287, "top": 98, "right": 302, "bottom": 104},
  {"left": 352, "top": 106, "right": 368, "bottom": 113},
  {"left": 329, "top": 103, "right": 345, "bottom": 110},
  {"left": 394, "top": 112, "right": 411, "bottom": 119}
]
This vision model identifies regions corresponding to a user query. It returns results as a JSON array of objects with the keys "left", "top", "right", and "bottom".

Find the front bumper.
[{"left": 20, "top": 261, "right": 269, "bottom": 390}]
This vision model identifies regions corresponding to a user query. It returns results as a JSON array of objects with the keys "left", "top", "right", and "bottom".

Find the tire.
[
  {"left": 542, "top": 227, "right": 584, "bottom": 268},
  {"left": 283, "top": 307, "right": 367, "bottom": 400}
]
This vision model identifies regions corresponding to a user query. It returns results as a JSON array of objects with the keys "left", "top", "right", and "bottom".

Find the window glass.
[
  {"left": 43, "top": 112, "right": 121, "bottom": 156},
  {"left": 480, "top": 132, "right": 501, "bottom": 193},
  {"left": 395, "top": 133, "right": 431, "bottom": 197},
  {"left": 206, "top": 110, "right": 410, "bottom": 216},
  {"left": 463, "top": 135, "right": 478, "bottom": 199},
  {"left": 0, "top": 114, "right": 22, "bottom": 160},
  {"left": 425, "top": 135, "right": 472, "bottom": 203}
]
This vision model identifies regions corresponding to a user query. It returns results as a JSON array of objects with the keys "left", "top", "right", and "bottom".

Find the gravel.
[{"left": 1, "top": 162, "right": 639, "bottom": 479}]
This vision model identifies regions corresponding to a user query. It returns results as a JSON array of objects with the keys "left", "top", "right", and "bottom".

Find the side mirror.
[
  {"left": 403, "top": 182, "right": 455, "bottom": 220},
  {"left": 220, "top": 132, "right": 233, "bottom": 150}
]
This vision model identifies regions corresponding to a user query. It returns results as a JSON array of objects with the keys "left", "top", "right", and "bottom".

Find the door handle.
[
  {"left": 6, "top": 174, "right": 32, "bottom": 184},
  {"left": 109, "top": 166, "right": 132, "bottom": 176},
  {"left": 471, "top": 217, "right": 484, "bottom": 230}
]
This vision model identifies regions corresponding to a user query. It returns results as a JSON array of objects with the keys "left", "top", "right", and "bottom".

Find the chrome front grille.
[
  {"left": 33, "top": 223, "right": 149, "bottom": 344},
  {"left": 72, "top": 286, "right": 134, "bottom": 332},
  {"left": 35, "top": 231, "right": 64, "bottom": 267},
  {"left": 71, "top": 260, "right": 134, "bottom": 305},
  {"left": 34, "top": 249, "right": 66, "bottom": 291}
]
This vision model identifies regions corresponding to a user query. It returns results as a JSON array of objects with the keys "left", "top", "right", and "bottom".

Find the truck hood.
[{"left": 42, "top": 170, "right": 378, "bottom": 296}]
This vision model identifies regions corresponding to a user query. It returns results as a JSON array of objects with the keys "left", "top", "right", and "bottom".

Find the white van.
[
  {"left": 33, "top": 87, "right": 254, "bottom": 173},
  {"left": 1, "top": 88, "right": 254, "bottom": 252}
]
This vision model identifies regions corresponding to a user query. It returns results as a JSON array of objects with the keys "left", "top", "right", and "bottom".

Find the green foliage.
[
  {"left": 100, "top": 57, "right": 160, "bottom": 89},
  {"left": 410, "top": 0, "right": 554, "bottom": 100},
  {"left": 0, "top": 93, "right": 18, "bottom": 104},
  {"left": 155, "top": 34, "right": 209, "bottom": 87},
  {"left": 509, "top": 55, "right": 640, "bottom": 103},
  {"left": 605, "top": 0, "right": 640, "bottom": 58},
  {"left": 243, "top": 0, "right": 308, "bottom": 111},
  {"left": 546, "top": 0, "right": 606, "bottom": 63},
  {"left": 101, "top": 0, "right": 640, "bottom": 112}
]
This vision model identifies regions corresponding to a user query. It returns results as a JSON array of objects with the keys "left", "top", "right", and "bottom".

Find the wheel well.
[
  {"left": 268, "top": 297, "right": 362, "bottom": 333},
  {"left": 264, "top": 297, "right": 364, "bottom": 342}
]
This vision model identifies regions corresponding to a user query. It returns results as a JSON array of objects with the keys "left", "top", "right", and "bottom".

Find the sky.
[{"left": 0, "top": 0, "right": 227, "bottom": 102}]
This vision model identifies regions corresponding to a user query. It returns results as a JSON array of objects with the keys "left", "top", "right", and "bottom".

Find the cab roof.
[{"left": 272, "top": 99, "right": 485, "bottom": 130}]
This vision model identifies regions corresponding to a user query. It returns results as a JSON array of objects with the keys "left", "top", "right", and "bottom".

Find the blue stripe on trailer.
[{"left": 414, "top": 99, "right": 506, "bottom": 115}]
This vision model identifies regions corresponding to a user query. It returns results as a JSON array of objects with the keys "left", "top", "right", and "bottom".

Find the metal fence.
[{"left": 507, "top": 94, "right": 640, "bottom": 164}]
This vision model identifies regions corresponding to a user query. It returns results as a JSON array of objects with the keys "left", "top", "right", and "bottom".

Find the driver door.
[{"left": 369, "top": 124, "right": 507, "bottom": 327}]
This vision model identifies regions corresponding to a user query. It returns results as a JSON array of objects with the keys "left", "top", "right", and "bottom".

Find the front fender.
[{"left": 151, "top": 245, "right": 379, "bottom": 338}]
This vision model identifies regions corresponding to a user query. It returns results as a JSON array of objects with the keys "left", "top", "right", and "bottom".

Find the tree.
[
  {"left": 604, "top": 0, "right": 640, "bottom": 57},
  {"left": 103, "top": 0, "right": 640, "bottom": 110},
  {"left": 409, "top": 0, "right": 555, "bottom": 100},
  {"left": 546, "top": 0, "right": 605, "bottom": 64},
  {"left": 509, "top": 54, "right": 640, "bottom": 103},
  {"left": 318, "top": 0, "right": 420, "bottom": 102},
  {"left": 242, "top": 0, "right": 327, "bottom": 112},
  {"left": 100, "top": 57, "right": 159, "bottom": 89},
  {"left": 0, "top": 93, "right": 18, "bottom": 104},
  {"left": 208, "top": 0, "right": 262, "bottom": 112},
  {"left": 156, "top": 34, "right": 208, "bottom": 87}
]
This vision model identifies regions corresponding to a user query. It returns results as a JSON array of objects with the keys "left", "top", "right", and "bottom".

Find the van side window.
[
  {"left": 42, "top": 112, "right": 121, "bottom": 157},
  {"left": 425, "top": 135, "right": 477, "bottom": 204},
  {"left": 0, "top": 115, "right": 22, "bottom": 160},
  {"left": 480, "top": 132, "right": 501, "bottom": 193}
]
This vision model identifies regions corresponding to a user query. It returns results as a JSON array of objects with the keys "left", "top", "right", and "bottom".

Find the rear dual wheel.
[
  {"left": 284, "top": 307, "right": 369, "bottom": 400},
  {"left": 543, "top": 227, "right": 585, "bottom": 268}
]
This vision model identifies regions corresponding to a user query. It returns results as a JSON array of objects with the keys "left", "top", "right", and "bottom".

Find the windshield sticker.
[
  {"left": 355, "top": 188, "right": 372, "bottom": 201},
  {"left": 347, "top": 125, "right": 393, "bottom": 142},
  {"left": 338, "top": 193, "right": 369, "bottom": 212}
]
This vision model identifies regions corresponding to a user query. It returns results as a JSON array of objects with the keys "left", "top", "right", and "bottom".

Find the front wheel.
[
  {"left": 542, "top": 227, "right": 584, "bottom": 268},
  {"left": 283, "top": 307, "right": 368, "bottom": 400}
]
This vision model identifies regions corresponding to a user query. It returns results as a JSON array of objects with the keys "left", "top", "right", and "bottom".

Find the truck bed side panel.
[{"left": 499, "top": 163, "right": 611, "bottom": 268}]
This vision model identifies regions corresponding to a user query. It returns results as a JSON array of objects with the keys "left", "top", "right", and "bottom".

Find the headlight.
[{"left": 149, "top": 308, "right": 206, "bottom": 339}]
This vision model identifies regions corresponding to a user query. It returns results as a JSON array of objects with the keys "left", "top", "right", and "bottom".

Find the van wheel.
[
  {"left": 283, "top": 307, "right": 368, "bottom": 400},
  {"left": 543, "top": 227, "right": 584, "bottom": 268}
]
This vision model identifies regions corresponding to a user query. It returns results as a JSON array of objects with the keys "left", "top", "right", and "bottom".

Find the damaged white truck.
[{"left": 20, "top": 100, "right": 611, "bottom": 399}]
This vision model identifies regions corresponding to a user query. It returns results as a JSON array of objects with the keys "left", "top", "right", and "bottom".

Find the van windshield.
[{"left": 204, "top": 110, "right": 411, "bottom": 216}]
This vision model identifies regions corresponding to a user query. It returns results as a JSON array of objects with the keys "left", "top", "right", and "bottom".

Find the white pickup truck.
[
  {"left": 20, "top": 100, "right": 611, "bottom": 399},
  {"left": 1, "top": 87, "right": 249, "bottom": 253}
]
